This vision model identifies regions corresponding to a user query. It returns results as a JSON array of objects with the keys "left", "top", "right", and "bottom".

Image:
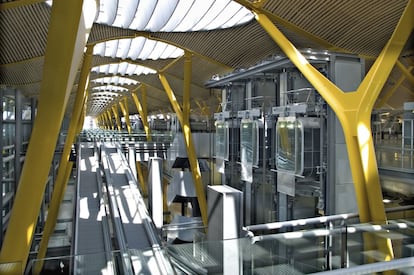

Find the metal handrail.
[
  {"left": 244, "top": 212, "right": 359, "bottom": 233},
  {"left": 244, "top": 205, "right": 414, "bottom": 235},
  {"left": 313, "top": 256, "right": 414, "bottom": 275},
  {"left": 101, "top": 146, "right": 134, "bottom": 275},
  {"left": 115, "top": 143, "right": 176, "bottom": 275}
]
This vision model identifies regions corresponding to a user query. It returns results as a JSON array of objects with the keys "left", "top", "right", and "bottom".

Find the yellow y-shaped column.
[
  {"left": 112, "top": 104, "right": 122, "bottom": 131},
  {"left": 119, "top": 98, "right": 132, "bottom": 134},
  {"left": 76, "top": 95, "right": 87, "bottom": 134},
  {"left": 34, "top": 45, "right": 94, "bottom": 274},
  {"left": 132, "top": 85, "right": 152, "bottom": 141},
  {"left": 104, "top": 112, "right": 111, "bottom": 129},
  {"left": 0, "top": 0, "right": 95, "bottom": 272},
  {"left": 375, "top": 66, "right": 413, "bottom": 108},
  {"left": 159, "top": 52, "right": 208, "bottom": 227},
  {"left": 396, "top": 61, "right": 414, "bottom": 85},
  {"left": 131, "top": 86, "right": 151, "bottom": 195},
  {"left": 106, "top": 110, "right": 114, "bottom": 130},
  {"left": 254, "top": 0, "right": 413, "bottom": 259}
]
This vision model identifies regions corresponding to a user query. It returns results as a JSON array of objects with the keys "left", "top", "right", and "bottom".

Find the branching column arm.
[
  {"left": 396, "top": 61, "right": 414, "bottom": 86},
  {"left": 106, "top": 109, "right": 114, "bottom": 130},
  {"left": 112, "top": 104, "right": 122, "bottom": 131},
  {"left": 251, "top": 0, "right": 413, "bottom": 260},
  {"left": 159, "top": 73, "right": 208, "bottom": 228},
  {"left": 0, "top": 0, "right": 94, "bottom": 271},
  {"left": 131, "top": 85, "right": 151, "bottom": 141},
  {"left": 119, "top": 98, "right": 132, "bottom": 134},
  {"left": 34, "top": 45, "right": 94, "bottom": 273}
]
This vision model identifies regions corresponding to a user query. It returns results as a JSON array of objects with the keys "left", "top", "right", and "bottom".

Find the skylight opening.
[
  {"left": 92, "top": 76, "right": 139, "bottom": 86},
  {"left": 91, "top": 63, "right": 156, "bottom": 76},
  {"left": 93, "top": 38, "right": 184, "bottom": 61},
  {"left": 95, "top": 0, "right": 254, "bottom": 32},
  {"left": 92, "top": 85, "right": 128, "bottom": 93}
]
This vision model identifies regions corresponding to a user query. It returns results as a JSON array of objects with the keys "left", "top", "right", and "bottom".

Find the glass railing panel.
[{"left": 166, "top": 237, "right": 321, "bottom": 274}]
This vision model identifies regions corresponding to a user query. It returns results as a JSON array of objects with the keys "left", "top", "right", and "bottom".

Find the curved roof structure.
[{"left": 0, "top": 0, "right": 413, "bottom": 118}]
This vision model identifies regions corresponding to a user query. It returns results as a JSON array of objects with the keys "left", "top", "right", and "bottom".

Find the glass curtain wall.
[{"left": 0, "top": 87, "right": 36, "bottom": 246}]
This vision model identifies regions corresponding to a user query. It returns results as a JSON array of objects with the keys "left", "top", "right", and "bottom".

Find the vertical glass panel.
[
  {"left": 240, "top": 119, "right": 259, "bottom": 166},
  {"left": 215, "top": 121, "right": 229, "bottom": 160},
  {"left": 276, "top": 117, "right": 303, "bottom": 175},
  {"left": 3, "top": 96, "right": 15, "bottom": 120},
  {"left": 22, "top": 102, "right": 32, "bottom": 121}
]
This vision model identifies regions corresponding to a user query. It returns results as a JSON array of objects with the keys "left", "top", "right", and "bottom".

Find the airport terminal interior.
[{"left": 0, "top": 0, "right": 414, "bottom": 274}]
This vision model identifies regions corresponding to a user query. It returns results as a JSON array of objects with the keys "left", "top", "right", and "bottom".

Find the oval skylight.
[
  {"left": 90, "top": 91, "right": 122, "bottom": 97},
  {"left": 94, "top": 38, "right": 184, "bottom": 60},
  {"left": 91, "top": 85, "right": 129, "bottom": 93},
  {"left": 92, "top": 76, "right": 139, "bottom": 86},
  {"left": 91, "top": 62, "right": 156, "bottom": 76},
  {"left": 96, "top": 0, "right": 254, "bottom": 32}
]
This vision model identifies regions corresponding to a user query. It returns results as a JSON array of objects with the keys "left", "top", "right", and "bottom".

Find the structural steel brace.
[
  {"left": 112, "top": 104, "right": 122, "bottom": 131},
  {"left": 131, "top": 86, "right": 152, "bottom": 141},
  {"left": 159, "top": 53, "right": 208, "bottom": 227},
  {"left": 375, "top": 66, "right": 414, "bottom": 109},
  {"left": 130, "top": 85, "right": 151, "bottom": 196},
  {"left": 34, "top": 45, "right": 94, "bottom": 273},
  {"left": 119, "top": 98, "right": 132, "bottom": 134},
  {"left": 106, "top": 109, "right": 114, "bottom": 130},
  {"left": 396, "top": 61, "right": 414, "bottom": 86},
  {"left": 251, "top": 0, "right": 413, "bottom": 260},
  {"left": 0, "top": 0, "right": 94, "bottom": 272}
]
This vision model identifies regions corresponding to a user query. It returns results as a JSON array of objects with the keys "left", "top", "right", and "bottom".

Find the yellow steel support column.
[
  {"left": 119, "top": 98, "right": 132, "bottom": 134},
  {"left": 136, "top": 161, "right": 148, "bottom": 196},
  {"left": 159, "top": 72, "right": 208, "bottom": 227},
  {"left": 35, "top": 46, "right": 94, "bottom": 273},
  {"left": 99, "top": 116, "right": 104, "bottom": 129},
  {"left": 131, "top": 85, "right": 151, "bottom": 196},
  {"left": 396, "top": 61, "right": 414, "bottom": 85},
  {"left": 106, "top": 110, "right": 114, "bottom": 130},
  {"left": 106, "top": 112, "right": 111, "bottom": 129},
  {"left": 183, "top": 52, "right": 192, "bottom": 122},
  {"left": 0, "top": 0, "right": 95, "bottom": 271},
  {"left": 253, "top": 0, "right": 413, "bottom": 259},
  {"left": 76, "top": 96, "right": 87, "bottom": 134},
  {"left": 123, "top": 98, "right": 132, "bottom": 133},
  {"left": 100, "top": 114, "right": 105, "bottom": 129},
  {"left": 132, "top": 86, "right": 151, "bottom": 141},
  {"left": 375, "top": 67, "right": 414, "bottom": 108},
  {"left": 112, "top": 104, "right": 122, "bottom": 131},
  {"left": 195, "top": 100, "right": 210, "bottom": 116},
  {"left": 96, "top": 116, "right": 101, "bottom": 128}
]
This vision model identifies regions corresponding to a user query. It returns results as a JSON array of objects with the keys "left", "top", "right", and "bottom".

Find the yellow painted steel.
[
  {"left": 136, "top": 161, "right": 148, "bottom": 196},
  {"left": 119, "top": 98, "right": 132, "bottom": 134},
  {"left": 103, "top": 112, "right": 110, "bottom": 129},
  {"left": 375, "top": 66, "right": 414, "bottom": 108},
  {"left": 112, "top": 104, "right": 122, "bottom": 131},
  {"left": 0, "top": 0, "right": 44, "bottom": 10},
  {"left": 106, "top": 110, "right": 114, "bottom": 130},
  {"left": 0, "top": 0, "right": 92, "bottom": 271},
  {"left": 131, "top": 85, "right": 151, "bottom": 197},
  {"left": 183, "top": 52, "right": 192, "bottom": 122},
  {"left": 123, "top": 98, "right": 132, "bottom": 133},
  {"left": 195, "top": 100, "right": 211, "bottom": 116},
  {"left": 100, "top": 113, "right": 105, "bottom": 129},
  {"left": 234, "top": 0, "right": 343, "bottom": 52},
  {"left": 34, "top": 46, "right": 94, "bottom": 273},
  {"left": 131, "top": 86, "right": 152, "bottom": 141},
  {"left": 159, "top": 73, "right": 208, "bottom": 227},
  {"left": 253, "top": 0, "right": 413, "bottom": 259},
  {"left": 76, "top": 97, "right": 87, "bottom": 134},
  {"left": 396, "top": 61, "right": 414, "bottom": 85},
  {"left": 163, "top": 177, "right": 171, "bottom": 223}
]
